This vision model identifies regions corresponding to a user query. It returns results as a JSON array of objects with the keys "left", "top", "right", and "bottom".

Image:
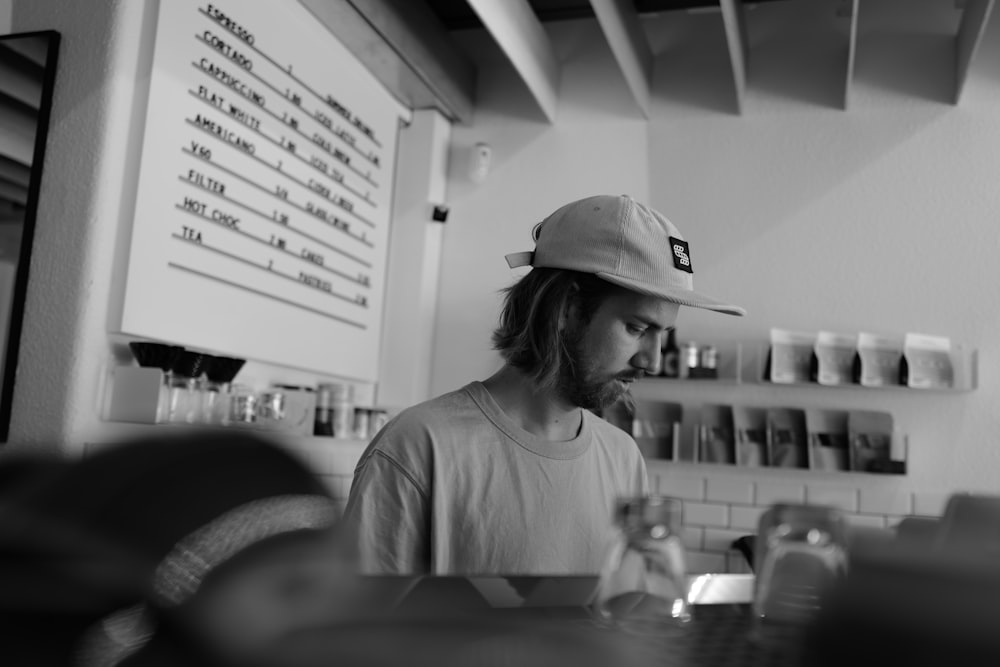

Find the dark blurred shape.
[
  {"left": 203, "top": 356, "right": 245, "bottom": 384},
  {"left": 169, "top": 350, "right": 209, "bottom": 379},
  {"left": 810, "top": 495, "right": 1000, "bottom": 667},
  {"left": 810, "top": 535, "right": 1000, "bottom": 667},
  {"left": 0, "top": 430, "right": 344, "bottom": 667},
  {"left": 936, "top": 493, "right": 1000, "bottom": 554},
  {"left": 894, "top": 515, "right": 940, "bottom": 547},
  {"left": 731, "top": 535, "right": 756, "bottom": 571},
  {"left": 265, "top": 615, "right": 644, "bottom": 667},
  {"left": 128, "top": 342, "right": 184, "bottom": 372},
  {"left": 0, "top": 455, "right": 143, "bottom": 667}
]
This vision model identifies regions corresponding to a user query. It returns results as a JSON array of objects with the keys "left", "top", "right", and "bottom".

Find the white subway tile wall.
[
  {"left": 706, "top": 478, "right": 754, "bottom": 504},
  {"left": 860, "top": 489, "right": 912, "bottom": 516},
  {"left": 755, "top": 481, "right": 806, "bottom": 507},
  {"left": 291, "top": 441, "right": 952, "bottom": 576},
  {"left": 805, "top": 485, "right": 859, "bottom": 512},
  {"left": 647, "top": 466, "right": 951, "bottom": 575},
  {"left": 912, "top": 491, "right": 951, "bottom": 516},
  {"left": 657, "top": 475, "right": 705, "bottom": 500},
  {"left": 684, "top": 501, "right": 730, "bottom": 528}
]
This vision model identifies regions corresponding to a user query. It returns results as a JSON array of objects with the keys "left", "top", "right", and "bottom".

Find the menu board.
[{"left": 118, "top": 0, "right": 406, "bottom": 381}]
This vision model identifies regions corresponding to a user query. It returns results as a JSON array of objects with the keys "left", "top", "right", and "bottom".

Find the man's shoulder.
[
  {"left": 368, "top": 383, "right": 486, "bottom": 453},
  {"left": 589, "top": 410, "right": 635, "bottom": 444},
  {"left": 587, "top": 411, "right": 643, "bottom": 459},
  {"left": 388, "top": 383, "right": 483, "bottom": 430}
]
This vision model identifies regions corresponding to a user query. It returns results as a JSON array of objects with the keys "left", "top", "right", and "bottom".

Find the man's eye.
[{"left": 626, "top": 324, "right": 644, "bottom": 335}]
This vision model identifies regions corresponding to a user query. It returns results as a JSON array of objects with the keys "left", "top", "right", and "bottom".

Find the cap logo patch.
[{"left": 670, "top": 237, "right": 693, "bottom": 273}]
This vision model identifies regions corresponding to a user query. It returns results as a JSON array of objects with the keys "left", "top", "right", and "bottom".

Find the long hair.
[{"left": 491, "top": 268, "right": 617, "bottom": 391}]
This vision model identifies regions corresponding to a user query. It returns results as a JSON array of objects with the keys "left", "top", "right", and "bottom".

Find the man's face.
[{"left": 558, "top": 287, "right": 680, "bottom": 412}]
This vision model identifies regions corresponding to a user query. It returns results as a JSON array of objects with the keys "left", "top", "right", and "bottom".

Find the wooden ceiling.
[
  {"left": 424, "top": 0, "right": 786, "bottom": 29},
  {"left": 322, "top": 0, "right": 996, "bottom": 125}
]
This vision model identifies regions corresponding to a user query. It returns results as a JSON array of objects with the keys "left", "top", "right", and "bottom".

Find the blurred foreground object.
[
  {"left": 594, "top": 495, "right": 691, "bottom": 631},
  {"left": 810, "top": 493, "right": 1000, "bottom": 667},
  {"left": 0, "top": 431, "right": 359, "bottom": 667},
  {"left": 752, "top": 503, "right": 847, "bottom": 652}
]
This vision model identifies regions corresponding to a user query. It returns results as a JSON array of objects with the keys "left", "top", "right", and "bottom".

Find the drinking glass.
[{"left": 593, "top": 495, "right": 691, "bottom": 634}]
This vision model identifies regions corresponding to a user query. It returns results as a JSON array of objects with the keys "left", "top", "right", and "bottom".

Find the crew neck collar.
[{"left": 464, "top": 381, "right": 593, "bottom": 460}]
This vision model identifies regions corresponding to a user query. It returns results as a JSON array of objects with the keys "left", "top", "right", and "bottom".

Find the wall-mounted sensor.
[
  {"left": 469, "top": 142, "right": 492, "bottom": 184},
  {"left": 431, "top": 204, "right": 449, "bottom": 223}
]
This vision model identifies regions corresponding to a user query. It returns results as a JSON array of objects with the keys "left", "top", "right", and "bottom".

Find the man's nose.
[{"left": 634, "top": 335, "right": 662, "bottom": 375}]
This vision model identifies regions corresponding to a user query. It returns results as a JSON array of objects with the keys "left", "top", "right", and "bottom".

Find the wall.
[
  {"left": 4, "top": 1, "right": 432, "bottom": 468},
  {"left": 0, "top": 0, "right": 10, "bottom": 34},
  {"left": 8, "top": 0, "right": 157, "bottom": 454},
  {"left": 434, "top": 3, "right": 1000, "bottom": 571}
]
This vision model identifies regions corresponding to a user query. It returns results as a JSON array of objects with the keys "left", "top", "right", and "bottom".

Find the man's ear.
[{"left": 559, "top": 282, "right": 581, "bottom": 332}]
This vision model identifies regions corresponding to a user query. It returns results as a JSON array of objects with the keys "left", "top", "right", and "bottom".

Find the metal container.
[
  {"left": 700, "top": 345, "right": 718, "bottom": 371},
  {"left": 681, "top": 342, "right": 700, "bottom": 378}
]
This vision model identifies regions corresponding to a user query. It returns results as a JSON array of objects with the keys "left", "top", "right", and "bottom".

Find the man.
[{"left": 343, "top": 194, "right": 745, "bottom": 574}]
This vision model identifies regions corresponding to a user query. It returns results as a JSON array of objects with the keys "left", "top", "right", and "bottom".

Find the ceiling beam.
[
  {"left": 589, "top": 0, "right": 653, "bottom": 118},
  {"left": 843, "top": 0, "right": 859, "bottom": 110},
  {"left": 465, "top": 0, "right": 561, "bottom": 122},
  {"left": 955, "top": 0, "right": 995, "bottom": 104},
  {"left": 719, "top": 0, "right": 749, "bottom": 114},
  {"left": 301, "top": 0, "right": 476, "bottom": 123}
]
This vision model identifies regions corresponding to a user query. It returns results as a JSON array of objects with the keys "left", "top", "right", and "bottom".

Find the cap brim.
[{"left": 596, "top": 272, "right": 747, "bottom": 317}]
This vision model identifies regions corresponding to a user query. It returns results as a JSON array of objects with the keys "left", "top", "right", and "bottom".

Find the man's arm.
[{"left": 341, "top": 448, "right": 431, "bottom": 574}]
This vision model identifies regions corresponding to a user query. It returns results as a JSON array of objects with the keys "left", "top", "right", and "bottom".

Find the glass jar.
[
  {"left": 593, "top": 495, "right": 691, "bottom": 634},
  {"left": 752, "top": 503, "right": 848, "bottom": 644}
]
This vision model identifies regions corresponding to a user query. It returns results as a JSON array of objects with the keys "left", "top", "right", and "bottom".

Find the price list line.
[
  {"left": 197, "top": 7, "right": 384, "bottom": 151},
  {"left": 170, "top": 233, "right": 369, "bottom": 311},
  {"left": 181, "top": 127, "right": 375, "bottom": 245},
  {"left": 186, "top": 89, "right": 375, "bottom": 215},
  {"left": 174, "top": 203, "right": 371, "bottom": 288},
  {"left": 168, "top": 261, "right": 366, "bottom": 330},
  {"left": 184, "top": 113, "right": 377, "bottom": 232},
  {"left": 190, "top": 60, "right": 380, "bottom": 190},
  {"left": 192, "top": 31, "right": 382, "bottom": 168},
  {"left": 177, "top": 168, "right": 371, "bottom": 269}
]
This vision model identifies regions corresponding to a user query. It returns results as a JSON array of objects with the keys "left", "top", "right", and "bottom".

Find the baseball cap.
[{"left": 505, "top": 195, "right": 746, "bottom": 316}]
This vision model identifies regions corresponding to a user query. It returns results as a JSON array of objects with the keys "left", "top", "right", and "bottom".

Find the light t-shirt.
[{"left": 341, "top": 381, "right": 648, "bottom": 575}]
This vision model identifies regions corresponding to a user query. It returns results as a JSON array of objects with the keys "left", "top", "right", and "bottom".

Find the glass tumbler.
[
  {"left": 593, "top": 495, "right": 691, "bottom": 633},
  {"left": 752, "top": 503, "right": 848, "bottom": 643}
]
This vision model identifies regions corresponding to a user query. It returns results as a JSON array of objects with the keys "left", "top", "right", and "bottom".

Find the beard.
[{"left": 556, "top": 322, "right": 642, "bottom": 413}]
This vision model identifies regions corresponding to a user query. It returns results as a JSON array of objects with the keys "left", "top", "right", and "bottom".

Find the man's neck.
[{"left": 481, "top": 366, "right": 583, "bottom": 442}]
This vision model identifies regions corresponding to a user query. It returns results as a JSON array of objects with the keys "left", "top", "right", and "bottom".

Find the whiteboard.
[{"left": 119, "top": 0, "right": 406, "bottom": 382}]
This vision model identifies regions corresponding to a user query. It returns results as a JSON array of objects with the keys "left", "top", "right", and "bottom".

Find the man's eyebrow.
[{"left": 632, "top": 316, "right": 674, "bottom": 332}]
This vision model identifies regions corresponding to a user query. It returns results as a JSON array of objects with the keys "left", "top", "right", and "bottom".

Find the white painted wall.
[
  {"left": 0, "top": 0, "right": 11, "bottom": 34},
  {"left": 2, "top": 0, "right": 418, "bottom": 455},
  {"left": 433, "top": 4, "right": 1000, "bottom": 503},
  {"left": 8, "top": 0, "right": 158, "bottom": 454}
]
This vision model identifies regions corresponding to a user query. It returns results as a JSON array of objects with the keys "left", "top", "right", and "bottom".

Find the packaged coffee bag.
[
  {"left": 814, "top": 332, "right": 857, "bottom": 386},
  {"left": 768, "top": 329, "right": 816, "bottom": 384},
  {"left": 767, "top": 407, "right": 808, "bottom": 469},
  {"left": 734, "top": 406, "right": 768, "bottom": 467},
  {"left": 631, "top": 401, "right": 683, "bottom": 461},
  {"left": 806, "top": 409, "right": 850, "bottom": 471},
  {"left": 856, "top": 333, "right": 903, "bottom": 387},
  {"left": 901, "top": 333, "right": 954, "bottom": 389},
  {"left": 697, "top": 404, "right": 735, "bottom": 464},
  {"left": 848, "top": 410, "right": 894, "bottom": 473}
]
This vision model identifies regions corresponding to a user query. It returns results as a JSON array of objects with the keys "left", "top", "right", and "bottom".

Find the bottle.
[
  {"left": 331, "top": 384, "right": 354, "bottom": 439},
  {"left": 661, "top": 330, "right": 680, "bottom": 378},
  {"left": 593, "top": 495, "right": 691, "bottom": 634},
  {"left": 314, "top": 385, "right": 335, "bottom": 436}
]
